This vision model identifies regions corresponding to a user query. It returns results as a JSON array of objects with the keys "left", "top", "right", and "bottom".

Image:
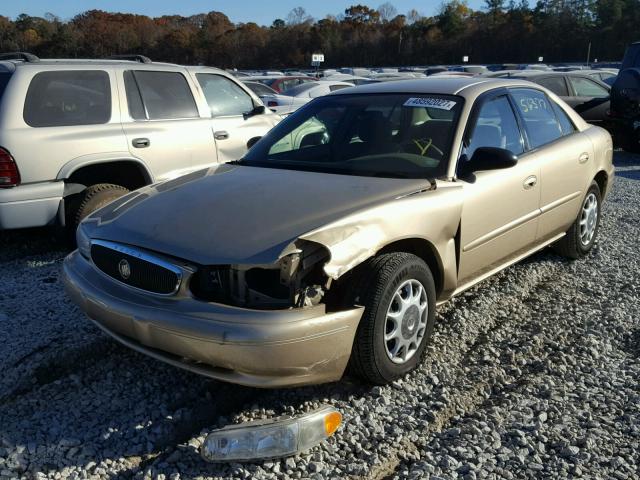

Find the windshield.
[{"left": 242, "top": 93, "right": 463, "bottom": 179}]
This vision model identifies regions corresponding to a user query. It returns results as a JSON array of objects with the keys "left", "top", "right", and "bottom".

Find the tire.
[
  {"left": 70, "top": 183, "right": 129, "bottom": 232},
  {"left": 554, "top": 181, "right": 601, "bottom": 259},
  {"left": 347, "top": 252, "right": 436, "bottom": 385}
]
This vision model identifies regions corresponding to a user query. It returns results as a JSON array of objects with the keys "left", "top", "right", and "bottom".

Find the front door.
[
  {"left": 457, "top": 93, "right": 541, "bottom": 285},
  {"left": 194, "top": 73, "right": 278, "bottom": 163}
]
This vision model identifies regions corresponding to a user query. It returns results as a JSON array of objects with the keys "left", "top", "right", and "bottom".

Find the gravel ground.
[{"left": 1, "top": 151, "right": 638, "bottom": 480}]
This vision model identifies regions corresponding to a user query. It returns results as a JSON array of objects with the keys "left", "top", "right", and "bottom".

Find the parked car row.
[{"left": 259, "top": 80, "right": 355, "bottom": 115}]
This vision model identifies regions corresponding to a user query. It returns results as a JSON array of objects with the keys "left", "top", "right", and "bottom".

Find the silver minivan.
[{"left": 0, "top": 53, "right": 280, "bottom": 233}]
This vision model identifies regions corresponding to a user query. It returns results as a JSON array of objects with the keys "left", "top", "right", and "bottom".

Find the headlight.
[
  {"left": 201, "top": 406, "right": 342, "bottom": 462},
  {"left": 76, "top": 223, "right": 91, "bottom": 259}
]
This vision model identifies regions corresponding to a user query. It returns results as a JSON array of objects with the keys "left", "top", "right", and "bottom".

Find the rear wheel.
[
  {"left": 68, "top": 183, "right": 129, "bottom": 234},
  {"left": 347, "top": 253, "right": 436, "bottom": 385},
  {"left": 554, "top": 181, "right": 601, "bottom": 259}
]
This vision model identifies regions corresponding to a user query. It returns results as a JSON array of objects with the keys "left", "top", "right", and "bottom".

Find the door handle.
[
  {"left": 523, "top": 175, "right": 538, "bottom": 190},
  {"left": 214, "top": 131, "right": 229, "bottom": 140},
  {"left": 132, "top": 138, "right": 150, "bottom": 148},
  {"left": 579, "top": 152, "right": 590, "bottom": 164}
]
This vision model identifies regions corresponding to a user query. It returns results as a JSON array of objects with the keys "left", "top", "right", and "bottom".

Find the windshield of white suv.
[{"left": 242, "top": 93, "right": 463, "bottom": 179}]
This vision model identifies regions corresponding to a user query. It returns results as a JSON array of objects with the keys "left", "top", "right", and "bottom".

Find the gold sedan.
[{"left": 64, "top": 77, "right": 614, "bottom": 387}]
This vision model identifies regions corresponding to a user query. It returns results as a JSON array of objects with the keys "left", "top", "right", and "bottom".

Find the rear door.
[
  {"left": 194, "top": 73, "right": 277, "bottom": 163},
  {"left": 120, "top": 69, "right": 217, "bottom": 181},
  {"left": 509, "top": 87, "right": 594, "bottom": 240},
  {"left": 565, "top": 76, "right": 611, "bottom": 124}
]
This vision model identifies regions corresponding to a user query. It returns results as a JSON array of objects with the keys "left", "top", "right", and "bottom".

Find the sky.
[{"left": 2, "top": 0, "right": 486, "bottom": 25}]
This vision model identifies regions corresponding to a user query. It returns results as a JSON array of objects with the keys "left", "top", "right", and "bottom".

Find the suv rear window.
[{"left": 23, "top": 71, "right": 111, "bottom": 127}]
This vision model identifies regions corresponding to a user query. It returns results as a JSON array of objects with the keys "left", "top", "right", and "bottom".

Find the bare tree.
[
  {"left": 286, "top": 7, "right": 312, "bottom": 25},
  {"left": 378, "top": 2, "right": 398, "bottom": 22},
  {"left": 406, "top": 8, "right": 422, "bottom": 24}
]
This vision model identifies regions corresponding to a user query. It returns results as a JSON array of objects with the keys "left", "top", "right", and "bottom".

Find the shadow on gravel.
[
  {"left": 0, "top": 226, "right": 70, "bottom": 262},
  {"left": 613, "top": 149, "right": 640, "bottom": 168},
  {"left": 622, "top": 327, "right": 640, "bottom": 358},
  {"left": 617, "top": 169, "right": 640, "bottom": 180},
  {"left": 0, "top": 329, "right": 370, "bottom": 478}
]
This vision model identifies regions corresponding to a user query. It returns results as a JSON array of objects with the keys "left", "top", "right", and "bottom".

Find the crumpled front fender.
[{"left": 293, "top": 181, "right": 464, "bottom": 296}]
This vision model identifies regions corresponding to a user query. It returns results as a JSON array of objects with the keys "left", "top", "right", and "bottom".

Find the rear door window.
[
  {"left": 124, "top": 70, "right": 199, "bottom": 120},
  {"left": 536, "top": 76, "right": 569, "bottom": 96},
  {"left": 510, "top": 88, "right": 563, "bottom": 149},
  {"left": 196, "top": 73, "right": 254, "bottom": 117},
  {"left": 23, "top": 71, "right": 111, "bottom": 127}
]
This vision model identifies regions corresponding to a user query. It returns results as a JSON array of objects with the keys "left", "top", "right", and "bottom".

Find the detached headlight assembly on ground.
[{"left": 201, "top": 406, "right": 342, "bottom": 462}]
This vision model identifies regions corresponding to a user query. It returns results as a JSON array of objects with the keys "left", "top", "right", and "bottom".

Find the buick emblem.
[{"left": 118, "top": 259, "right": 131, "bottom": 280}]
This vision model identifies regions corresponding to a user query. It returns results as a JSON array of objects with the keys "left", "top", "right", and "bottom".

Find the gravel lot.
[{"left": 1, "top": 151, "right": 638, "bottom": 480}]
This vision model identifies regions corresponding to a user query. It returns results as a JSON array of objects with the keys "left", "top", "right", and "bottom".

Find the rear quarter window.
[
  {"left": 0, "top": 73, "right": 11, "bottom": 99},
  {"left": 23, "top": 71, "right": 111, "bottom": 127}
]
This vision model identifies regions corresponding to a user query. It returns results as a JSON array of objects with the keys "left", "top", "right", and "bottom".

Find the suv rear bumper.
[
  {"left": 0, "top": 181, "right": 63, "bottom": 229},
  {"left": 62, "top": 250, "right": 363, "bottom": 388}
]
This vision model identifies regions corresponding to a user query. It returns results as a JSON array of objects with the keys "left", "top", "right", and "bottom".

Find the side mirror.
[
  {"left": 460, "top": 147, "right": 517, "bottom": 176},
  {"left": 244, "top": 105, "right": 265, "bottom": 120},
  {"left": 247, "top": 136, "right": 262, "bottom": 149}
]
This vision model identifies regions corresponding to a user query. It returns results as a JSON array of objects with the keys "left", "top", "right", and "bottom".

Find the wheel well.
[
  {"left": 594, "top": 171, "right": 608, "bottom": 197},
  {"left": 377, "top": 238, "right": 444, "bottom": 295},
  {"left": 66, "top": 161, "right": 152, "bottom": 192}
]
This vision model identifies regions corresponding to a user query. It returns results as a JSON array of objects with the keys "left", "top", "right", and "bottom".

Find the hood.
[{"left": 87, "top": 164, "right": 431, "bottom": 266}]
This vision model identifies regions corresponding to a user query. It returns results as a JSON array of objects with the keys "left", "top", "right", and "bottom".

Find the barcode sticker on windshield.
[{"left": 403, "top": 97, "right": 457, "bottom": 110}]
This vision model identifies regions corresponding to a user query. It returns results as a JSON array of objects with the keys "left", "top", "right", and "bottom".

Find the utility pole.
[{"left": 586, "top": 41, "right": 592, "bottom": 66}]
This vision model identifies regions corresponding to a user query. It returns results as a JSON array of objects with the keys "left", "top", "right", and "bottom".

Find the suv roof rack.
[
  {"left": 0, "top": 52, "right": 40, "bottom": 62},
  {"left": 107, "top": 54, "right": 152, "bottom": 64}
]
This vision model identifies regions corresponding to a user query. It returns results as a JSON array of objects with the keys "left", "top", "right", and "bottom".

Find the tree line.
[{"left": 0, "top": 1, "right": 637, "bottom": 69}]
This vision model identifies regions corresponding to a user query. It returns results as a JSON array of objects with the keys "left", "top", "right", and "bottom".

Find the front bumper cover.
[{"left": 63, "top": 250, "right": 363, "bottom": 388}]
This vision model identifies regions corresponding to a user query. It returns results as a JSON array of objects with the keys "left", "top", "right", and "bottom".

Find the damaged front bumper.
[{"left": 62, "top": 250, "right": 363, "bottom": 388}]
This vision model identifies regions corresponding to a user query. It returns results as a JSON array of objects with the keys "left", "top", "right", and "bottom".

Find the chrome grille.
[{"left": 90, "top": 240, "right": 181, "bottom": 295}]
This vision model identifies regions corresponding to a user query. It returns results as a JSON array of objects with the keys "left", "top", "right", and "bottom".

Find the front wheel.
[
  {"left": 554, "top": 181, "right": 601, "bottom": 259},
  {"left": 347, "top": 253, "right": 436, "bottom": 385}
]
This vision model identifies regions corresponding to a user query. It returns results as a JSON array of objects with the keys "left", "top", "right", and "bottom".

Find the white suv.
[{"left": 0, "top": 53, "right": 280, "bottom": 232}]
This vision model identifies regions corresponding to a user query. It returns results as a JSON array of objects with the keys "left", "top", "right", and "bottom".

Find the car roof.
[
  {"left": 244, "top": 75, "right": 313, "bottom": 80},
  {"left": 1, "top": 58, "right": 178, "bottom": 66},
  {"left": 330, "top": 77, "right": 501, "bottom": 96},
  {"left": 0, "top": 59, "right": 230, "bottom": 77},
  {"left": 510, "top": 70, "right": 611, "bottom": 81}
]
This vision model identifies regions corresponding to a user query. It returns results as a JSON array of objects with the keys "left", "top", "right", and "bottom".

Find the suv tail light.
[
  {"left": 0, "top": 148, "right": 20, "bottom": 187},
  {"left": 267, "top": 100, "right": 278, "bottom": 107}
]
